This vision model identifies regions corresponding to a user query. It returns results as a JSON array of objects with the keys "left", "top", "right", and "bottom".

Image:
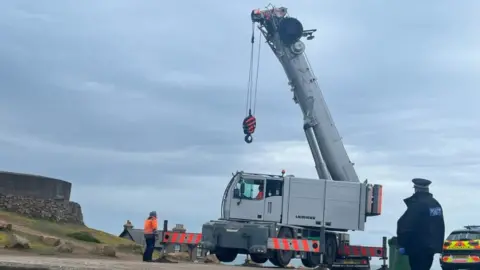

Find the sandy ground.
[{"left": 0, "top": 253, "right": 274, "bottom": 270}]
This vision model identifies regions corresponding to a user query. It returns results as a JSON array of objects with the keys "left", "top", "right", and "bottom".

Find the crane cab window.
[
  {"left": 265, "top": 179, "right": 283, "bottom": 198},
  {"left": 233, "top": 178, "right": 265, "bottom": 200}
]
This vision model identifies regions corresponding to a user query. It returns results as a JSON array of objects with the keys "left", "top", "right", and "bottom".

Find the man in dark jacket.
[{"left": 397, "top": 178, "right": 445, "bottom": 270}]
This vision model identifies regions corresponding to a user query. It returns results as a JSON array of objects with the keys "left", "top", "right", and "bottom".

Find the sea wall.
[{"left": 0, "top": 194, "right": 84, "bottom": 225}]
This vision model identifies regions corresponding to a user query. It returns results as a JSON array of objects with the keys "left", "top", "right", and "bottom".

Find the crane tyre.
[
  {"left": 301, "top": 257, "right": 314, "bottom": 268},
  {"left": 269, "top": 255, "right": 281, "bottom": 267},
  {"left": 214, "top": 247, "right": 238, "bottom": 263},
  {"left": 250, "top": 254, "right": 268, "bottom": 264},
  {"left": 325, "top": 233, "right": 338, "bottom": 266},
  {"left": 272, "top": 227, "right": 294, "bottom": 267},
  {"left": 301, "top": 252, "right": 321, "bottom": 268}
]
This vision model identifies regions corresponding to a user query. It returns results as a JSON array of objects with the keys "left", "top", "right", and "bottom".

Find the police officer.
[
  {"left": 396, "top": 178, "right": 445, "bottom": 270},
  {"left": 143, "top": 211, "right": 158, "bottom": 262}
]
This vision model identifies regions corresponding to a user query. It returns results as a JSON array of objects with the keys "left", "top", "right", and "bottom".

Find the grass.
[
  {"left": 89, "top": 229, "right": 133, "bottom": 246},
  {"left": 12, "top": 215, "right": 134, "bottom": 246},
  {"left": 1, "top": 229, "right": 56, "bottom": 255},
  {"left": 0, "top": 211, "right": 34, "bottom": 226},
  {"left": 19, "top": 233, "right": 56, "bottom": 255},
  {"left": 0, "top": 231, "right": 8, "bottom": 246},
  {"left": 0, "top": 210, "right": 139, "bottom": 255},
  {"left": 66, "top": 231, "right": 101, "bottom": 243}
]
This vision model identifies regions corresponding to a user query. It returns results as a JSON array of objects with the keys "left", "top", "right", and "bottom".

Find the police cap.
[{"left": 412, "top": 178, "right": 432, "bottom": 188}]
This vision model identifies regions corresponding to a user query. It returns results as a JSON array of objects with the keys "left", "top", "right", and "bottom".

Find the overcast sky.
[{"left": 1, "top": 0, "right": 479, "bottom": 267}]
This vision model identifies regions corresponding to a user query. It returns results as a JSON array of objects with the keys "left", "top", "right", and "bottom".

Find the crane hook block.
[{"left": 242, "top": 115, "right": 257, "bottom": 144}]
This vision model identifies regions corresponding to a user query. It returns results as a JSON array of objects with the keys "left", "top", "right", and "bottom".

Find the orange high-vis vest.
[
  {"left": 144, "top": 217, "right": 158, "bottom": 234},
  {"left": 256, "top": 191, "right": 264, "bottom": 200}
]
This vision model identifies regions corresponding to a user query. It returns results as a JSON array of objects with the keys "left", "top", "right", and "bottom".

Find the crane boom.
[{"left": 252, "top": 7, "right": 359, "bottom": 182}]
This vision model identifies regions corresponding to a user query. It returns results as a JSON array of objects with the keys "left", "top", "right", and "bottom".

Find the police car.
[{"left": 441, "top": 225, "right": 480, "bottom": 270}]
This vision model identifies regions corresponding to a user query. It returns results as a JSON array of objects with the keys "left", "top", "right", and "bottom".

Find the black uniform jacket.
[{"left": 396, "top": 192, "right": 445, "bottom": 254}]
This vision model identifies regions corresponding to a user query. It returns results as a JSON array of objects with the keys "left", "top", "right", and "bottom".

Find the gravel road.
[{"left": 0, "top": 254, "right": 270, "bottom": 270}]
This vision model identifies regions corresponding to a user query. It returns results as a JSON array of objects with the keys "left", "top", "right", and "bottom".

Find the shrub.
[{"left": 66, "top": 231, "right": 101, "bottom": 243}]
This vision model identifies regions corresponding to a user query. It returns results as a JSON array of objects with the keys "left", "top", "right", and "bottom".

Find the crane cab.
[
  {"left": 221, "top": 171, "right": 285, "bottom": 223},
  {"left": 221, "top": 171, "right": 383, "bottom": 231}
]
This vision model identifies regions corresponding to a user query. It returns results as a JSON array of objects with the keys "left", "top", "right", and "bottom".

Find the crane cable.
[{"left": 243, "top": 23, "right": 262, "bottom": 144}]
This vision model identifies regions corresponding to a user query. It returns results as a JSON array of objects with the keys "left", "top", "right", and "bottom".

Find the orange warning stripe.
[
  {"left": 163, "top": 232, "right": 202, "bottom": 244},
  {"left": 337, "top": 245, "right": 385, "bottom": 257},
  {"left": 267, "top": 238, "right": 320, "bottom": 252}
]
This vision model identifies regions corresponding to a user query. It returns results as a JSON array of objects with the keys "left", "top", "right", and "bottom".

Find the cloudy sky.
[{"left": 1, "top": 0, "right": 479, "bottom": 265}]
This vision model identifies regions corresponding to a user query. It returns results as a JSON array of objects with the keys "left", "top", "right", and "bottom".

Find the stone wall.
[
  {"left": 0, "top": 171, "right": 72, "bottom": 201},
  {"left": 0, "top": 194, "right": 84, "bottom": 225}
]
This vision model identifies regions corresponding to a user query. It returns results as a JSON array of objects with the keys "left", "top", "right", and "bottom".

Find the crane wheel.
[
  {"left": 269, "top": 255, "right": 282, "bottom": 267},
  {"left": 272, "top": 227, "right": 294, "bottom": 267},
  {"left": 214, "top": 247, "right": 238, "bottom": 263},
  {"left": 250, "top": 254, "right": 268, "bottom": 264},
  {"left": 324, "top": 233, "right": 338, "bottom": 266},
  {"left": 301, "top": 257, "right": 315, "bottom": 268},
  {"left": 301, "top": 252, "right": 321, "bottom": 268}
]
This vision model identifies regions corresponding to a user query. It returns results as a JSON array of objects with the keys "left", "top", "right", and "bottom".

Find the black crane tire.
[
  {"left": 214, "top": 247, "right": 238, "bottom": 263},
  {"left": 273, "top": 227, "right": 294, "bottom": 267},
  {"left": 250, "top": 254, "right": 268, "bottom": 264},
  {"left": 325, "top": 233, "right": 338, "bottom": 266},
  {"left": 269, "top": 255, "right": 282, "bottom": 267},
  {"left": 302, "top": 252, "right": 321, "bottom": 268},
  {"left": 301, "top": 257, "right": 315, "bottom": 268}
]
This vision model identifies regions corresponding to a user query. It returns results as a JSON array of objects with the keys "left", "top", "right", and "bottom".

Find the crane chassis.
[{"left": 200, "top": 6, "right": 387, "bottom": 269}]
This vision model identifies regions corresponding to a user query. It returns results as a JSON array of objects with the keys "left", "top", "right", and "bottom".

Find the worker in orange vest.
[{"left": 143, "top": 211, "right": 158, "bottom": 262}]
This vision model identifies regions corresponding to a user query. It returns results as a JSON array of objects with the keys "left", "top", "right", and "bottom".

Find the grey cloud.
[
  {"left": 3, "top": 0, "right": 476, "bottom": 154},
  {"left": 0, "top": 133, "right": 245, "bottom": 188},
  {"left": 0, "top": 3, "right": 479, "bottom": 262}
]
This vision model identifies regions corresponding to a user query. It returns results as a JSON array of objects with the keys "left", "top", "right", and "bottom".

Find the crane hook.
[
  {"left": 242, "top": 26, "right": 262, "bottom": 144},
  {"left": 244, "top": 134, "right": 253, "bottom": 144},
  {"left": 242, "top": 112, "right": 257, "bottom": 144}
]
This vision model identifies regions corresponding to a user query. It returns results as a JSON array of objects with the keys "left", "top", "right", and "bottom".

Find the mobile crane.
[{"left": 200, "top": 6, "right": 385, "bottom": 269}]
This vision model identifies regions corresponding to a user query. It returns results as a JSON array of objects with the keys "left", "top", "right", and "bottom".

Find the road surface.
[{"left": 0, "top": 254, "right": 279, "bottom": 270}]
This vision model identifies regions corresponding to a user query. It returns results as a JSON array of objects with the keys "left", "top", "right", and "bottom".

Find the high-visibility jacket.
[
  {"left": 256, "top": 191, "right": 264, "bottom": 200},
  {"left": 144, "top": 217, "right": 158, "bottom": 234}
]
